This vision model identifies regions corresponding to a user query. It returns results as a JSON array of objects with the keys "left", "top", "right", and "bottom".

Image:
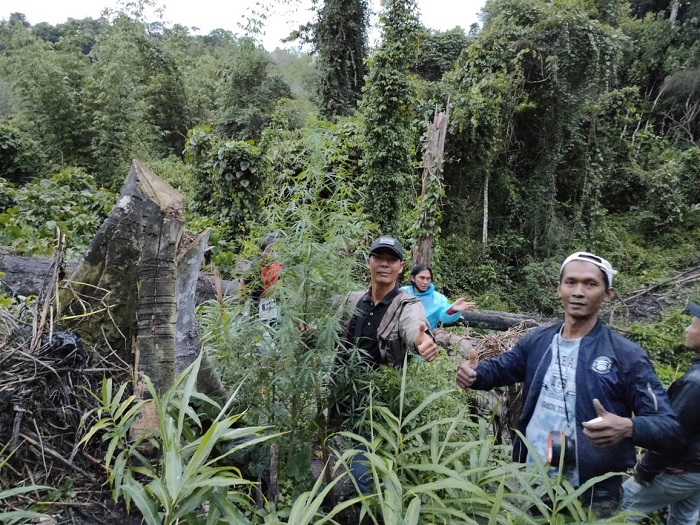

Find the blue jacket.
[
  {"left": 400, "top": 283, "right": 461, "bottom": 330},
  {"left": 472, "top": 319, "right": 681, "bottom": 500}
]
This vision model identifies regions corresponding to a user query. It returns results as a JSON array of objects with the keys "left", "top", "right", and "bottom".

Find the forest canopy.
[{"left": 0, "top": 0, "right": 698, "bottom": 312}]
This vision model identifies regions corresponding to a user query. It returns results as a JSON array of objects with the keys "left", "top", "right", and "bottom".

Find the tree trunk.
[
  {"left": 460, "top": 309, "right": 551, "bottom": 331},
  {"left": 412, "top": 105, "right": 449, "bottom": 265},
  {"left": 482, "top": 172, "right": 489, "bottom": 245},
  {"left": 670, "top": 0, "right": 680, "bottom": 23},
  {"left": 55, "top": 160, "right": 210, "bottom": 398}
]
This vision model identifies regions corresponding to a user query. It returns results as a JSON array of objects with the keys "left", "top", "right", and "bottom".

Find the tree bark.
[
  {"left": 482, "top": 171, "right": 489, "bottom": 245},
  {"left": 53, "top": 160, "right": 213, "bottom": 398},
  {"left": 670, "top": 0, "right": 680, "bottom": 23},
  {"left": 134, "top": 163, "right": 184, "bottom": 393},
  {"left": 460, "top": 309, "right": 552, "bottom": 331},
  {"left": 412, "top": 105, "right": 449, "bottom": 265}
]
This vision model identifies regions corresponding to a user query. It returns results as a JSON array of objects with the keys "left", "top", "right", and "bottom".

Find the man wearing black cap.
[
  {"left": 338, "top": 235, "right": 437, "bottom": 368},
  {"left": 332, "top": 235, "right": 437, "bottom": 496},
  {"left": 621, "top": 301, "right": 700, "bottom": 524}
]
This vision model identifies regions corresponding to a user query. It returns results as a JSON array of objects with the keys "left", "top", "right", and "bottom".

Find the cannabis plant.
[{"left": 199, "top": 126, "right": 372, "bottom": 495}]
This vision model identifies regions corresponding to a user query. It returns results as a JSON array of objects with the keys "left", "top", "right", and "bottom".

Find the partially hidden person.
[
  {"left": 331, "top": 236, "right": 438, "bottom": 494},
  {"left": 401, "top": 263, "right": 475, "bottom": 330},
  {"left": 621, "top": 300, "right": 700, "bottom": 525}
]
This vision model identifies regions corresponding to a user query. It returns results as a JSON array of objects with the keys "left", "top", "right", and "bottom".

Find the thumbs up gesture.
[
  {"left": 456, "top": 348, "right": 479, "bottom": 390},
  {"left": 414, "top": 322, "right": 438, "bottom": 362},
  {"left": 582, "top": 398, "right": 633, "bottom": 447}
]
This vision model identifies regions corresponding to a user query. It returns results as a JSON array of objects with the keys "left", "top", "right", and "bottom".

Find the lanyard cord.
[{"left": 555, "top": 333, "right": 572, "bottom": 426}]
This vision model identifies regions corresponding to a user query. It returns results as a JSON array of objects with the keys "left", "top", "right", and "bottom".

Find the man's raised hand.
[
  {"left": 415, "top": 322, "right": 438, "bottom": 362},
  {"left": 456, "top": 348, "right": 479, "bottom": 390}
]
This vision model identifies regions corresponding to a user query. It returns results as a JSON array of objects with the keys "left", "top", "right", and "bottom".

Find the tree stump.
[{"left": 57, "top": 160, "right": 210, "bottom": 408}]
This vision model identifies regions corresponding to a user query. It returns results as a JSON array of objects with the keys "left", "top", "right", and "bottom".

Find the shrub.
[{"left": 0, "top": 168, "right": 113, "bottom": 258}]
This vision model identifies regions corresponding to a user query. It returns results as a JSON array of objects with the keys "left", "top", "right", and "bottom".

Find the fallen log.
[
  {"left": 459, "top": 309, "right": 553, "bottom": 331},
  {"left": 0, "top": 253, "right": 239, "bottom": 303}
]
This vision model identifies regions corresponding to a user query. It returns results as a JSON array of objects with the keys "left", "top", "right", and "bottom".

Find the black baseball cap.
[
  {"left": 369, "top": 236, "right": 404, "bottom": 261},
  {"left": 687, "top": 301, "right": 700, "bottom": 318}
]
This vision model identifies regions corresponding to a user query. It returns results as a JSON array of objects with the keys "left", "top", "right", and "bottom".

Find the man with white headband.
[{"left": 457, "top": 251, "right": 680, "bottom": 517}]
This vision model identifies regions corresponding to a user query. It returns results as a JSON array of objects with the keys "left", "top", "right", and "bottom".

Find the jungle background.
[{"left": 0, "top": 0, "right": 699, "bottom": 522}]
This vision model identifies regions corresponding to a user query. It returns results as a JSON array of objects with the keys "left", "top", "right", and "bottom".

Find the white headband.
[{"left": 561, "top": 252, "right": 617, "bottom": 288}]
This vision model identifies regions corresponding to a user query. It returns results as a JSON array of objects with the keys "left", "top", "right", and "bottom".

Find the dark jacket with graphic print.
[{"left": 472, "top": 319, "right": 681, "bottom": 502}]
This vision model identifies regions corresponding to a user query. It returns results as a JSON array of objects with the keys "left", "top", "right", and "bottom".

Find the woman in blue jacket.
[{"left": 401, "top": 264, "right": 475, "bottom": 330}]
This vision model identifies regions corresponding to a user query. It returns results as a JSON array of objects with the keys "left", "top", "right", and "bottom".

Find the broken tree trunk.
[
  {"left": 56, "top": 160, "right": 207, "bottom": 398},
  {"left": 412, "top": 105, "right": 449, "bottom": 266}
]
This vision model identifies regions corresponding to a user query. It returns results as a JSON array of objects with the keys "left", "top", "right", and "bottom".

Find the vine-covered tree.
[
  {"left": 314, "top": 0, "right": 368, "bottom": 118},
  {"left": 216, "top": 38, "right": 293, "bottom": 141},
  {"left": 447, "top": 0, "right": 627, "bottom": 256},
  {"left": 360, "top": 0, "right": 422, "bottom": 234}
]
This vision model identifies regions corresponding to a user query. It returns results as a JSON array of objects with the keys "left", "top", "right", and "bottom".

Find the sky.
[{"left": 1, "top": 0, "right": 487, "bottom": 51}]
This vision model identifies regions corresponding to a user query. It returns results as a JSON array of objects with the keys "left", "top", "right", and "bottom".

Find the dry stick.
[
  {"left": 78, "top": 450, "right": 110, "bottom": 473},
  {"left": 608, "top": 267, "right": 700, "bottom": 323},
  {"left": 20, "top": 432, "right": 98, "bottom": 484},
  {"left": 621, "top": 266, "right": 700, "bottom": 304},
  {"left": 30, "top": 228, "right": 65, "bottom": 353}
]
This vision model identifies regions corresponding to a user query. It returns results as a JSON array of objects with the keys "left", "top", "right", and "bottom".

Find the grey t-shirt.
[{"left": 526, "top": 331, "right": 581, "bottom": 486}]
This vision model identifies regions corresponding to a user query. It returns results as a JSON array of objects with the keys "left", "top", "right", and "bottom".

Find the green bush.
[
  {"left": 79, "top": 356, "right": 275, "bottom": 524},
  {"left": 0, "top": 168, "right": 114, "bottom": 258}
]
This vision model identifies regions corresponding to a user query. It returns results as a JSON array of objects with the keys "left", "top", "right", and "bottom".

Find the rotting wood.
[{"left": 412, "top": 104, "right": 450, "bottom": 266}]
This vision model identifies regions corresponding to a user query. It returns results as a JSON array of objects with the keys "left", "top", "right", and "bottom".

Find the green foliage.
[
  {"left": 144, "top": 155, "right": 195, "bottom": 201},
  {"left": 184, "top": 125, "right": 268, "bottom": 242},
  {"left": 625, "top": 308, "right": 695, "bottom": 379},
  {"left": 334, "top": 353, "right": 626, "bottom": 524},
  {"left": 79, "top": 356, "right": 275, "bottom": 524},
  {"left": 436, "top": 235, "right": 509, "bottom": 298},
  {"left": 216, "top": 38, "right": 293, "bottom": 141},
  {"left": 413, "top": 28, "right": 471, "bottom": 82},
  {"left": 0, "top": 121, "right": 45, "bottom": 183},
  {"left": 448, "top": 0, "right": 627, "bottom": 255},
  {"left": 510, "top": 256, "right": 563, "bottom": 315},
  {"left": 0, "top": 168, "right": 113, "bottom": 258},
  {"left": 360, "top": 0, "right": 422, "bottom": 234},
  {"left": 199, "top": 129, "right": 369, "bottom": 489},
  {"left": 313, "top": 0, "right": 368, "bottom": 117}
]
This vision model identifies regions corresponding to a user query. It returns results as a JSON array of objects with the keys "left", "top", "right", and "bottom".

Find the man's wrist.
[{"left": 446, "top": 308, "right": 456, "bottom": 315}]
